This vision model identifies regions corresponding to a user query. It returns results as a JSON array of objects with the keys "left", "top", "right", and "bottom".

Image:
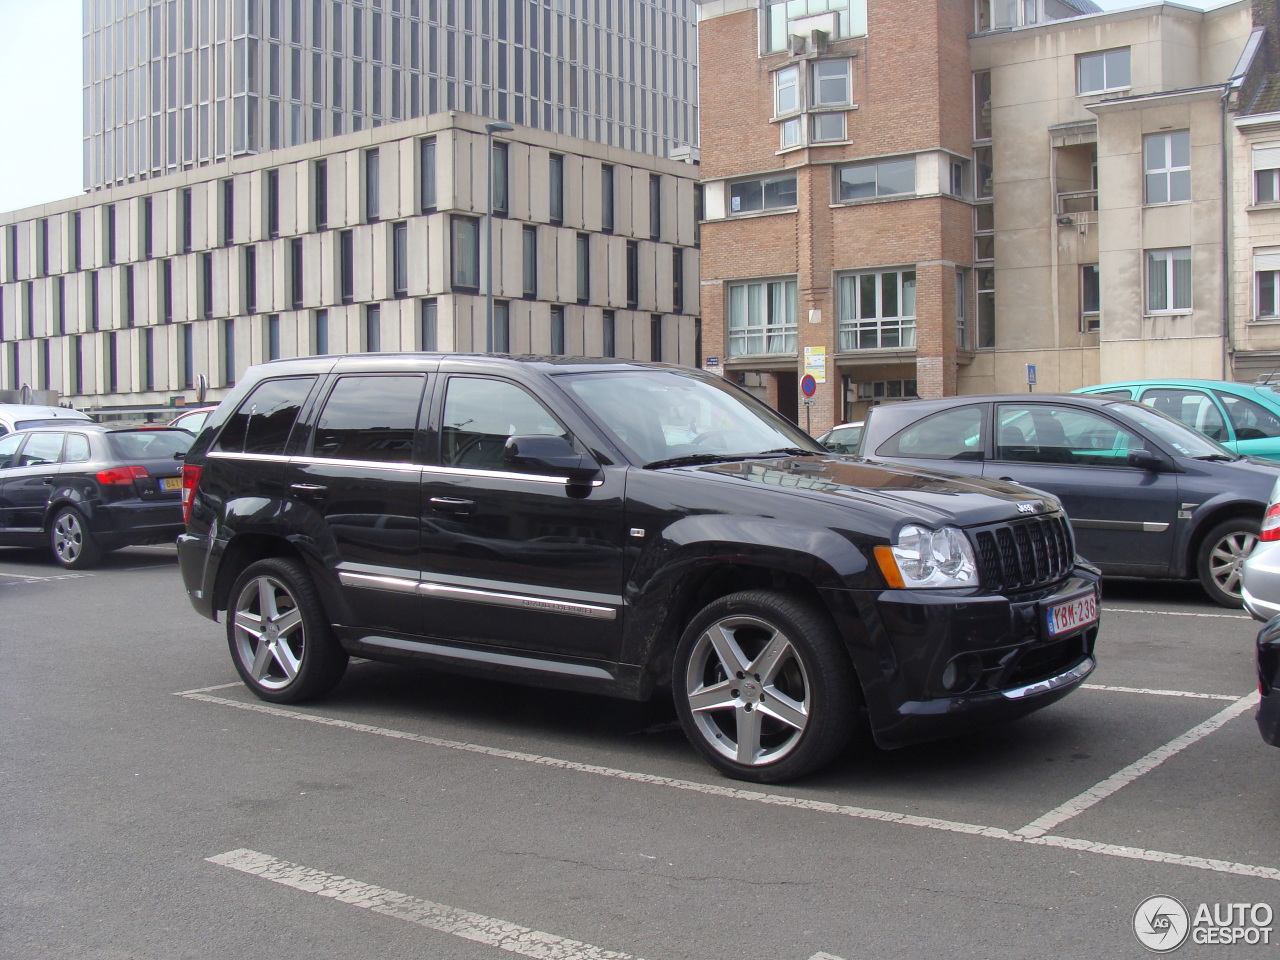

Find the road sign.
[
  {"left": 1026, "top": 364, "right": 1037, "bottom": 385},
  {"left": 801, "top": 374, "right": 817, "bottom": 397}
]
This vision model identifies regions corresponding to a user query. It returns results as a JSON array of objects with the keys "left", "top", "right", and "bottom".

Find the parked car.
[
  {"left": 816, "top": 421, "right": 863, "bottom": 454},
  {"left": 0, "top": 403, "right": 93, "bottom": 436},
  {"left": 168, "top": 405, "right": 218, "bottom": 436},
  {"left": 856, "top": 393, "right": 1280, "bottom": 607},
  {"left": 1242, "top": 478, "right": 1280, "bottom": 622},
  {"left": 179, "top": 355, "right": 1101, "bottom": 783},
  {"left": 1074, "top": 379, "right": 1280, "bottom": 461},
  {"left": 0, "top": 425, "right": 192, "bottom": 568},
  {"left": 1256, "top": 614, "right": 1280, "bottom": 746}
]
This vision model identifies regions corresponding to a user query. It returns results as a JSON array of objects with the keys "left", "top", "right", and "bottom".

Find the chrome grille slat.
[{"left": 971, "top": 514, "right": 1073, "bottom": 593}]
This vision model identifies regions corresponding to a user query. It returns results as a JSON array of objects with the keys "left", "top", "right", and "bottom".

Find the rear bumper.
[
  {"left": 1257, "top": 615, "right": 1280, "bottom": 747},
  {"left": 1243, "top": 542, "right": 1280, "bottom": 623},
  {"left": 823, "top": 566, "right": 1102, "bottom": 749},
  {"left": 88, "top": 499, "right": 184, "bottom": 549}
]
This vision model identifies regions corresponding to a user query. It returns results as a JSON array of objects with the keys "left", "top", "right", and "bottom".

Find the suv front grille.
[{"left": 973, "top": 513, "right": 1073, "bottom": 592}]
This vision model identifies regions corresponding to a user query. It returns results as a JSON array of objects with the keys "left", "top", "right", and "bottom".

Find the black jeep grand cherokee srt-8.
[{"left": 178, "top": 355, "right": 1100, "bottom": 782}]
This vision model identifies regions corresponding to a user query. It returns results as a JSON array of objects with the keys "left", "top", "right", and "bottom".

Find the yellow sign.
[{"left": 803, "top": 346, "right": 827, "bottom": 384}]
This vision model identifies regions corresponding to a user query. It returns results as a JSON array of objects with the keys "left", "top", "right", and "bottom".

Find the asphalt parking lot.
[{"left": 3, "top": 545, "right": 1279, "bottom": 959}]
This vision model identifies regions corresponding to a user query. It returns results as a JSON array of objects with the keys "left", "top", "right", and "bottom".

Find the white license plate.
[
  {"left": 1046, "top": 591, "right": 1098, "bottom": 637},
  {"left": 161, "top": 477, "right": 182, "bottom": 491}
]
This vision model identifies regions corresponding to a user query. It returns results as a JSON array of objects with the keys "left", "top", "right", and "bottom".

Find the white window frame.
[
  {"left": 836, "top": 157, "right": 916, "bottom": 202},
  {"left": 728, "top": 174, "right": 798, "bottom": 215},
  {"left": 837, "top": 268, "right": 918, "bottom": 351},
  {"left": 780, "top": 117, "right": 802, "bottom": 149},
  {"left": 1144, "top": 131, "right": 1191, "bottom": 205},
  {"left": 812, "top": 112, "right": 846, "bottom": 143},
  {"left": 812, "top": 59, "right": 851, "bottom": 107},
  {"left": 774, "top": 65, "right": 800, "bottom": 117},
  {"left": 1253, "top": 144, "right": 1280, "bottom": 204},
  {"left": 1145, "top": 248, "right": 1192, "bottom": 314},
  {"left": 1077, "top": 48, "right": 1131, "bottom": 95},
  {"left": 1080, "top": 263, "right": 1100, "bottom": 333},
  {"left": 727, "top": 278, "right": 798, "bottom": 357},
  {"left": 1255, "top": 250, "right": 1280, "bottom": 319}
]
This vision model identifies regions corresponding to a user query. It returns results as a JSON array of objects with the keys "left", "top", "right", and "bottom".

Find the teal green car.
[{"left": 1074, "top": 379, "right": 1280, "bottom": 461}]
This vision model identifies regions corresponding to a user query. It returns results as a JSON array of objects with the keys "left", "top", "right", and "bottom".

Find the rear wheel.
[
  {"left": 1197, "top": 517, "right": 1260, "bottom": 608},
  {"left": 227, "top": 557, "right": 348, "bottom": 703},
  {"left": 49, "top": 506, "right": 101, "bottom": 569},
  {"left": 672, "top": 590, "right": 859, "bottom": 783}
]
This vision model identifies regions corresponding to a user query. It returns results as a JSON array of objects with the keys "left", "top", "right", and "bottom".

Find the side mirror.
[
  {"left": 1127, "top": 449, "right": 1162, "bottom": 471},
  {"left": 503, "top": 435, "right": 601, "bottom": 483}
]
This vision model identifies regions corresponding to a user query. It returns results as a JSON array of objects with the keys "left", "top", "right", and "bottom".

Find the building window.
[
  {"left": 450, "top": 214, "right": 480, "bottom": 291},
  {"left": 291, "top": 237, "right": 305, "bottom": 308},
  {"left": 267, "top": 314, "right": 281, "bottom": 360},
  {"left": 550, "top": 305, "right": 566, "bottom": 355},
  {"left": 1256, "top": 252, "right": 1280, "bottom": 319},
  {"left": 1145, "top": 131, "right": 1191, "bottom": 205},
  {"left": 626, "top": 240, "right": 639, "bottom": 310},
  {"left": 522, "top": 225, "right": 537, "bottom": 299},
  {"left": 837, "top": 269, "right": 917, "bottom": 350},
  {"left": 837, "top": 157, "right": 915, "bottom": 201},
  {"left": 727, "top": 278, "right": 797, "bottom": 357},
  {"left": 266, "top": 169, "right": 280, "bottom": 238},
  {"left": 602, "top": 310, "right": 616, "bottom": 358},
  {"left": 365, "top": 303, "right": 381, "bottom": 351},
  {"left": 73, "top": 210, "right": 84, "bottom": 269},
  {"left": 420, "top": 298, "right": 438, "bottom": 350},
  {"left": 125, "top": 264, "right": 137, "bottom": 327},
  {"left": 977, "top": 267, "right": 995, "bottom": 348},
  {"left": 601, "top": 164, "right": 615, "bottom": 233},
  {"left": 181, "top": 187, "right": 193, "bottom": 253},
  {"left": 650, "top": 314, "right": 663, "bottom": 362},
  {"left": 673, "top": 249, "right": 685, "bottom": 315},
  {"left": 222, "top": 179, "right": 235, "bottom": 245},
  {"left": 223, "top": 318, "right": 236, "bottom": 386},
  {"left": 390, "top": 221, "right": 409, "bottom": 298},
  {"left": 200, "top": 254, "right": 213, "bottom": 321},
  {"left": 956, "top": 267, "right": 971, "bottom": 351},
  {"left": 420, "top": 137, "right": 437, "bottom": 212},
  {"left": 774, "top": 65, "right": 800, "bottom": 116},
  {"left": 491, "top": 140, "right": 509, "bottom": 218},
  {"left": 493, "top": 300, "right": 510, "bottom": 352},
  {"left": 244, "top": 245, "right": 258, "bottom": 314},
  {"left": 314, "top": 309, "right": 329, "bottom": 355},
  {"left": 549, "top": 153, "right": 564, "bottom": 225},
  {"left": 88, "top": 271, "right": 100, "bottom": 330},
  {"left": 56, "top": 276, "right": 66, "bottom": 334},
  {"left": 576, "top": 233, "right": 590, "bottom": 304},
  {"left": 649, "top": 174, "right": 661, "bottom": 241},
  {"left": 161, "top": 259, "right": 173, "bottom": 324},
  {"left": 813, "top": 60, "right": 851, "bottom": 106},
  {"left": 1077, "top": 48, "right": 1130, "bottom": 95},
  {"left": 729, "top": 174, "right": 797, "bottom": 214},
  {"left": 973, "top": 70, "right": 993, "bottom": 141},
  {"left": 975, "top": 146, "right": 993, "bottom": 199},
  {"left": 314, "top": 159, "right": 328, "bottom": 230},
  {"left": 1081, "top": 264, "right": 1101, "bottom": 332},
  {"left": 780, "top": 118, "right": 802, "bottom": 150},
  {"left": 141, "top": 328, "right": 155, "bottom": 391},
  {"left": 140, "top": 201, "right": 151, "bottom": 262},
  {"left": 339, "top": 229, "right": 354, "bottom": 304},
  {"left": 1146, "top": 248, "right": 1192, "bottom": 313},
  {"left": 812, "top": 112, "right": 846, "bottom": 143},
  {"left": 181, "top": 324, "right": 194, "bottom": 389},
  {"left": 365, "top": 148, "right": 380, "bottom": 222},
  {"left": 72, "top": 336, "right": 83, "bottom": 394},
  {"left": 1254, "top": 145, "right": 1280, "bottom": 203},
  {"left": 948, "top": 159, "right": 968, "bottom": 198},
  {"left": 764, "top": 0, "right": 866, "bottom": 52},
  {"left": 107, "top": 331, "right": 118, "bottom": 394}
]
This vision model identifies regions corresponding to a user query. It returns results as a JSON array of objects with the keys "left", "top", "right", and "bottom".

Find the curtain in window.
[
  {"left": 1172, "top": 251, "right": 1191, "bottom": 309},
  {"left": 1147, "top": 251, "right": 1169, "bottom": 312}
]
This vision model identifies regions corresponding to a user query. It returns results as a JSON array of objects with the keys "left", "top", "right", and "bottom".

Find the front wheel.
[
  {"left": 49, "top": 506, "right": 101, "bottom": 569},
  {"left": 672, "top": 590, "right": 859, "bottom": 783},
  {"left": 1196, "top": 517, "right": 1260, "bottom": 608},
  {"left": 227, "top": 557, "right": 348, "bottom": 703}
]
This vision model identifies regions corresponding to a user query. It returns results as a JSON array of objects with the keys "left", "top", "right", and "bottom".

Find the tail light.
[
  {"left": 97, "top": 465, "right": 149, "bottom": 486},
  {"left": 181, "top": 463, "right": 202, "bottom": 524},
  {"left": 1262, "top": 502, "right": 1280, "bottom": 542}
]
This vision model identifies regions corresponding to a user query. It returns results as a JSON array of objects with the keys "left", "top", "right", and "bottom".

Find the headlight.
[{"left": 876, "top": 524, "right": 979, "bottom": 589}]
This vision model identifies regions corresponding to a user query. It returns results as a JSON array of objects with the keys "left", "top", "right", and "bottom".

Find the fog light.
[{"left": 941, "top": 654, "right": 984, "bottom": 694}]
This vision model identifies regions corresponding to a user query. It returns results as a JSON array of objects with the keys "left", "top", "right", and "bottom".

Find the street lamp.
[{"left": 485, "top": 121, "right": 515, "bottom": 353}]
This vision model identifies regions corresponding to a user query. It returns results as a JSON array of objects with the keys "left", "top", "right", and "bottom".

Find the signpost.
[
  {"left": 801, "top": 375, "right": 817, "bottom": 434},
  {"left": 1026, "top": 363, "right": 1037, "bottom": 393}
]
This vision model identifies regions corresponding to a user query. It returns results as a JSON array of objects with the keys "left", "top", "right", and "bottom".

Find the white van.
[{"left": 0, "top": 403, "right": 94, "bottom": 436}]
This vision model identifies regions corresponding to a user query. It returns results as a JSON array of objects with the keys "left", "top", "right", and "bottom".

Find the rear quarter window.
[
  {"left": 876, "top": 405, "right": 986, "bottom": 460},
  {"left": 214, "top": 377, "right": 317, "bottom": 455}
]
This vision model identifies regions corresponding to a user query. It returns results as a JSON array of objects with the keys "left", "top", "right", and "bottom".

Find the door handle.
[
  {"left": 430, "top": 497, "right": 475, "bottom": 514},
  {"left": 41, "top": 477, "right": 54, "bottom": 485},
  {"left": 289, "top": 482, "right": 328, "bottom": 495}
]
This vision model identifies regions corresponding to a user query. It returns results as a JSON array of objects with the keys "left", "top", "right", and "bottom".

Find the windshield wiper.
[
  {"left": 1194, "top": 453, "right": 1237, "bottom": 462},
  {"left": 753, "top": 447, "right": 818, "bottom": 457},
  {"left": 643, "top": 453, "right": 756, "bottom": 470}
]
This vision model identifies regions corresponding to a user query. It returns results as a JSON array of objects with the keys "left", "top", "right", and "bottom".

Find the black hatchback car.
[
  {"left": 857, "top": 394, "right": 1280, "bottom": 606},
  {"left": 0, "top": 425, "right": 192, "bottom": 568},
  {"left": 179, "top": 356, "right": 1101, "bottom": 782}
]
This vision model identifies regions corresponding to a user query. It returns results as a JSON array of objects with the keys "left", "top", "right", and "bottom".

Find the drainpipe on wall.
[{"left": 1222, "top": 83, "right": 1236, "bottom": 381}]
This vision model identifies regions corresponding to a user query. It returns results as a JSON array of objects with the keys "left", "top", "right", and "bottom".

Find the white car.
[
  {"left": 0, "top": 403, "right": 93, "bottom": 437},
  {"left": 1243, "top": 477, "right": 1280, "bottom": 621}
]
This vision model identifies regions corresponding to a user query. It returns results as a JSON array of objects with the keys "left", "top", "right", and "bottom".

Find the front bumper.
[{"left": 823, "top": 566, "right": 1102, "bottom": 749}]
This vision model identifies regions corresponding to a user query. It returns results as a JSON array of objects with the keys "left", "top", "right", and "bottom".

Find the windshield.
[
  {"left": 1108, "top": 401, "right": 1236, "bottom": 459},
  {"left": 16, "top": 417, "right": 90, "bottom": 430},
  {"left": 559, "top": 369, "right": 823, "bottom": 466}
]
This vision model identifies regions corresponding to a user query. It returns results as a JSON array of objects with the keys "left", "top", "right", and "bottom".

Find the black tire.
[
  {"left": 672, "top": 589, "right": 859, "bottom": 783},
  {"left": 226, "top": 557, "right": 348, "bottom": 703},
  {"left": 49, "top": 505, "right": 101, "bottom": 569},
  {"left": 1196, "top": 517, "right": 1260, "bottom": 608}
]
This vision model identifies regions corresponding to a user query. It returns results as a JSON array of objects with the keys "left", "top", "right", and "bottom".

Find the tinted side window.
[
  {"left": 215, "top": 377, "right": 317, "bottom": 455},
  {"left": 876, "top": 405, "right": 985, "bottom": 461},
  {"left": 0, "top": 432, "right": 23, "bottom": 468},
  {"left": 996, "top": 404, "right": 1140, "bottom": 466},
  {"left": 311, "top": 375, "right": 426, "bottom": 463},
  {"left": 1140, "top": 388, "right": 1227, "bottom": 443},
  {"left": 64, "top": 434, "right": 91, "bottom": 462},
  {"left": 441, "top": 377, "right": 568, "bottom": 470},
  {"left": 18, "top": 432, "right": 65, "bottom": 467},
  {"left": 1217, "top": 393, "right": 1280, "bottom": 441}
]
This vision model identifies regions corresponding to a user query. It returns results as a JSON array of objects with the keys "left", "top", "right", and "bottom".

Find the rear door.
[
  {"left": 982, "top": 401, "right": 1179, "bottom": 571},
  {"left": 4, "top": 431, "right": 65, "bottom": 533}
]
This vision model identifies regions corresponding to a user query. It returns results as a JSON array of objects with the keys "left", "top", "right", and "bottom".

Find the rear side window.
[
  {"left": 64, "top": 434, "right": 92, "bottom": 462},
  {"left": 17, "top": 432, "right": 65, "bottom": 467},
  {"left": 441, "top": 377, "right": 567, "bottom": 470},
  {"left": 1218, "top": 392, "right": 1280, "bottom": 441},
  {"left": 108, "top": 430, "right": 194, "bottom": 460},
  {"left": 311, "top": 375, "right": 426, "bottom": 463},
  {"left": 1140, "top": 388, "right": 1227, "bottom": 443},
  {"left": 215, "top": 377, "right": 317, "bottom": 455},
  {"left": 876, "top": 405, "right": 986, "bottom": 461}
]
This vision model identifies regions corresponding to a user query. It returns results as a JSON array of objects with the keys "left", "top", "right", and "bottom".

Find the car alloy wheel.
[
  {"left": 50, "top": 506, "right": 101, "bottom": 569},
  {"left": 1197, "top": 517, "right": 1261, "bottom": 608}
]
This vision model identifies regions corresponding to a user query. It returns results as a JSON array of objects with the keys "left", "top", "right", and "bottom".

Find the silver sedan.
[{"left": 1243, "top": 477, "right": 1280, "bottom": 621}]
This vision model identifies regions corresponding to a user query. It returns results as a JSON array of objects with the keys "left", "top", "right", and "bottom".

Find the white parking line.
[
  {"left": 1016, "top": 692, "right": 1259, "bottom": 839},
  {"left": 175, "top": 681, "right": 245, "bottom": 695},
  {"left": 1082, "top": 683, "right": 1240, "bottom": 701},
  {"left": 1102, "top": 606, "right": 1252, "bottom": 620},
  {"left": 179, "top": 690, "right": 1280, "bottom": 883},
  {"left": 0, "top": 571, "right": 92, "bottom": 582},
  {"left": 209, "top": 848, "right": 645, "bottom": 960}
]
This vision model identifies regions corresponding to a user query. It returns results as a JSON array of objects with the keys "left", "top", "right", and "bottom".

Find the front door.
[
  {"left": 983, "top": 401, "right": 1179, "bottom": 572},
  {"left": 419, "top": 374, "right": 626, "bottom": 662},
  {"left": 3, "top": 431, "right": 65, "bottom": 534}
]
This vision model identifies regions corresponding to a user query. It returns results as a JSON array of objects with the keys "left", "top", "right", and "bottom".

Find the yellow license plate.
[{"left": 161, "top": 477, "right": 183, "bottom": 491}]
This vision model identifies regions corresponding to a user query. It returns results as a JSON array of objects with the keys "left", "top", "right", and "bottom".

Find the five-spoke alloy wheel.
[
  {"left": 673, "top": 590, "right": 858, "bottom": 783},
  {"left": 227, "top": 557, "right": 347, "bottom": 703},
  {"left": 1197, "top": 518, "right": 1260, "bottom": 608},
  {"left": 49, "top": 506, "right": 101, "bottom": 569}
]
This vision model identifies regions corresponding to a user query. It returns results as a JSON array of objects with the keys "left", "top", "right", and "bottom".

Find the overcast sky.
[{"left": 0, "top": 0, "right": 1214, "bottom": 215}]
